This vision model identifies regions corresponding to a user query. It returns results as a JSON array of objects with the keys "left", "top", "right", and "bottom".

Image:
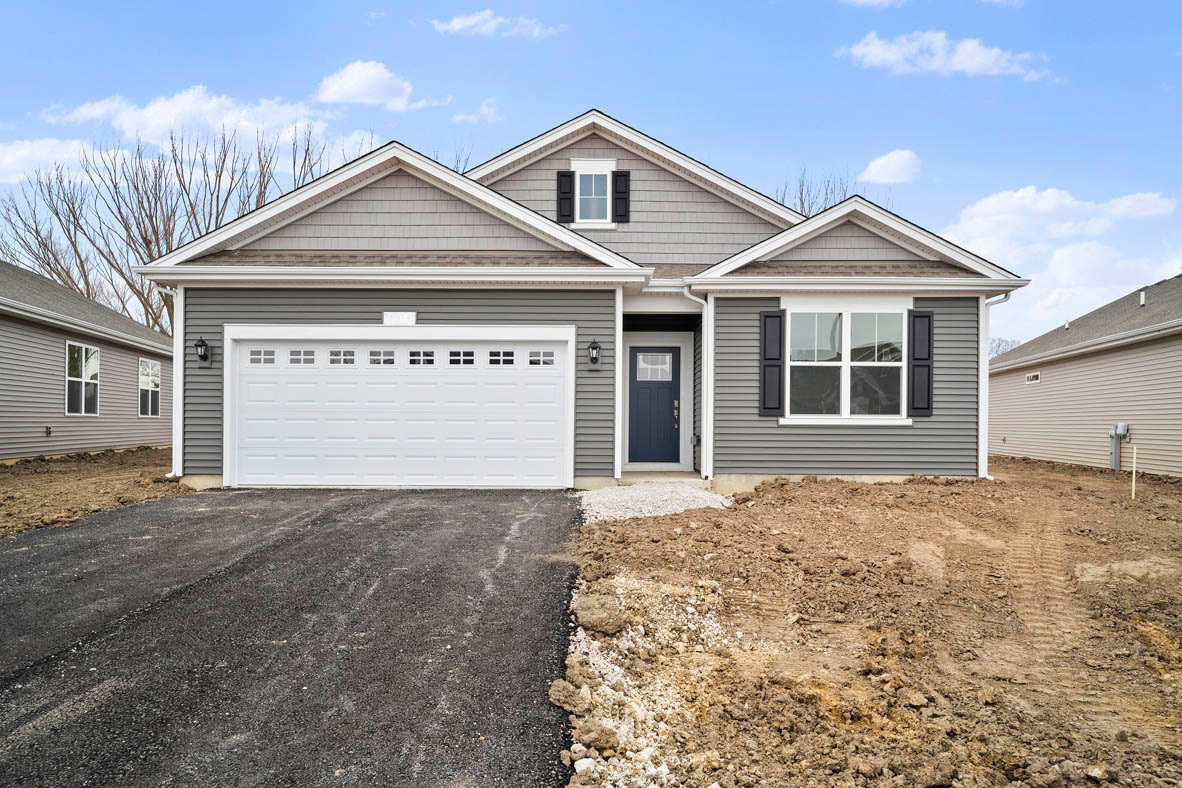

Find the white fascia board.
[
  {"left": 133, "top": 265, "right": 650, "bottom": 286},
  {"left": 467, "top": 110, "right": 806, "bottom": 226},
  {"left": 695, "top": 197, "right": 1018, "bottom": 280},
  {"left": 223, "top": 323, "right": 578, "bottom": 343},
  {"left": 0, "top": 297, "right": 171, "bottom": 355},
  {"left": 144, "top": 140, "right": 639, "bottom": 270},
  {"left": 687, "top": 277, "right": 1030, "bottom": 294},
  {"left": 989, "top": 318, "right": 1182, "bottom": 374}
]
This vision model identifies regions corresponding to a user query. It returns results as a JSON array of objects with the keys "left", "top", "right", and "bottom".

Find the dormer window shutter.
[
  {"left": 907, "top": 310, "right": 934, "bottom": 417},
  {"left": 556, "top": 171, "right": 575, "bottom": 223},
  {"left": 759, "top": 309, "right": 785, "bottom": 416},
  {"left": 612, "top": 170, "right": 631, "bottom": 223}
]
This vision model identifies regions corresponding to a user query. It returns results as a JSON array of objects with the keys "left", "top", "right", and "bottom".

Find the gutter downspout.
[
  {"left": 684, "top": 287, "right": 711, "bottom": 480},
  {"left": 979, "top": 291, "right": 1012, "bottom": 481}
]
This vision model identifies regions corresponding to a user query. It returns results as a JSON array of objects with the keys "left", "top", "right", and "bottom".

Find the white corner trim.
[
  {"left": 614, "top": 287, "right": 623, "bottom": 479},
  {"left": 143, "top": 139, "right": 640, "bottom": 270},
  {"left": 219, "top": 323, "right": 578, "bottom": 488},
  {"left": 977, "top": 294, "right": 989, "bottom": 479},
  {"left": 778, "top": 417, "right": 913, "bottom": 427},
  {"left": 704, "top": 294, "right": 715, "bottom": 479},
  {"left": 466, "top": 110, "right": 806, "bottom": 226},
  {"left": 693, "top": 197, "right": 1021, "bottom": 280},
  {"left": 988, "top": 317, "right": 1182, "bottom": 373},
  {"left": 172, "top": 286, "right": 184, "bottom": 476}
]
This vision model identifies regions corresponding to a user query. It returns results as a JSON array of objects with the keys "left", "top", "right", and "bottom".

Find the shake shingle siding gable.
[
  {"left": 486, "top": 134, "right": 783, "bottom": 264},
  {"left": 244, "top": 170, "right": 559, "bottom": 253},
  {"left": 183, "top": 288, "right": 616, "bottom": 477},
  {"left": 0, "top": 314, "right": 172, "bottom": 460},
  {"left": 713, "top": 297, "right": 978, "bottom": 476}
]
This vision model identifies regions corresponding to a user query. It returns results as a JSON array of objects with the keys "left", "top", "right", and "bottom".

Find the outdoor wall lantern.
[
  {"left": 194, "top": 337, "right": 210, "bottom": 362},
  {"left": 588, "top": 339, "right": 601, "bottom": 365}
]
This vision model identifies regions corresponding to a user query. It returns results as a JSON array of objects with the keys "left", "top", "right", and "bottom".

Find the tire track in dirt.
[{"left": 1005, "top": 505, "right": 1179, "bottom": 746}]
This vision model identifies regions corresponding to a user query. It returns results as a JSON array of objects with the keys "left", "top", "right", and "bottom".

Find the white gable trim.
[
  {"left": 694, "top": 196, "right": 1019, "bottom": 280},
  {"left": 145, "top": 141, "right": 640, "bottom": 270},
  {"left": 467, "top": 110, "right": 806, "bottom": 227}
]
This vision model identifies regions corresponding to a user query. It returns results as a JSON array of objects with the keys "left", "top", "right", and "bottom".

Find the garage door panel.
[{"left": 233, "top": 338, "right": 571, "bottom": 487}]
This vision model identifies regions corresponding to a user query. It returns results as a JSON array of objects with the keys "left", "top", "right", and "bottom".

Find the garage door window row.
[{"left": 245, "top": 346, "right": 560, "bottom": 369}]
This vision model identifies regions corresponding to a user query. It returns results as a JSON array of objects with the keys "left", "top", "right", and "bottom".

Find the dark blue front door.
[{"left": 628, "top": 347, "right": 680, "bottom": 463}]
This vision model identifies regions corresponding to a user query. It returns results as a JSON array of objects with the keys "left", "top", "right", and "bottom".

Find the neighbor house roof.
[
  {"left": 991, "top": 274, "right": 1182, "bottom": 372},
  {"left": 0, "top": 260, "right": 171, "bottom": 353}
]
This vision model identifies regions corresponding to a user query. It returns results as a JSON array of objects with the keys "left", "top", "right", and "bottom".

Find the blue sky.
[{"left": 2, "top": 0, "right": 1179, "bottom": 343}]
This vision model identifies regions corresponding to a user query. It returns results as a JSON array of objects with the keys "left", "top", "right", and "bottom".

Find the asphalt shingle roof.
[
  {"left": 992, "top": 273, "right": 1182, "bottom": 367},
  {"left": 0, "top": 260, "right": 171, "bottom": 350}
]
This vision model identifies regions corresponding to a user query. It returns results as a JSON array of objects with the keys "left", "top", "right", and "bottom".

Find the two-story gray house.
[
  {"left": 135, "top": 111, "right": 1027, "bottom": 491},
  {"left": 1, "top": 260, "right": 172, "bottom": 460}
]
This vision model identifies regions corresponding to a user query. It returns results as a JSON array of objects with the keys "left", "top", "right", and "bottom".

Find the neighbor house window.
[
  {"left": 786, "top": 310, "right": 905, "bottom": 418},
  {"left": 1025, "top": 372, "right": 1041, "bottom": 384},
  {"left": 138, "top": 358, "right": 161, "bottom": 417},
  {"left": 572, "top": 159, "right": 615, "bottom": 224},
  {"left": 66, "top": 342, "right": 100, "bottom": 415}
]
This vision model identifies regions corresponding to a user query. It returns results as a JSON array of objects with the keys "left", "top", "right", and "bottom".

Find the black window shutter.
[
  {"left": 612, "top": 170, "right": 631, "bottom": 223},
  {"left": 759, "top": 310, "right": 786, "bottom": 416},
  {"left": 556, "top": 171, "right": 574, "bottom": 223},
  {"left": 908, "top": 310, "right": 934, "bottom": 417}
]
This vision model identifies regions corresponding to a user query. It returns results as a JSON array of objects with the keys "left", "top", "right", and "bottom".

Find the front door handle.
[{"left": 673, "top": 399, "right": 679, "bottom": 429}]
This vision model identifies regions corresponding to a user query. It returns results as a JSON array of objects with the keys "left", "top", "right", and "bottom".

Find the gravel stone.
[{"left": 576, "top": 482, "right": 730, "bottom": 523}]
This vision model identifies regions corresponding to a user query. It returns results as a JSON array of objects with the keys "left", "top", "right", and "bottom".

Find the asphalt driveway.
[{"left": 0, "top": 489, "right": 578, "bottom": 787}]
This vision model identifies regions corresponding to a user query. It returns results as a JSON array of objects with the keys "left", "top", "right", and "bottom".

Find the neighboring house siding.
[
  {"left": 486, "top": 134, "right": 783, "bottom": 264},
  {"left": 244, "top": 170, "right": 557, "bottom": 252},
  {"left": 183, "top": 289, "right": 616, "bottom": 477},
  {"left": 713, "top": 297, "right": 978, "bottom": 475},
  {"left": 0, "top": 315, "right": 171, "bottom": 460},
  {"left": 989, "top": 334, "right": 1182, "bottom": 476}
]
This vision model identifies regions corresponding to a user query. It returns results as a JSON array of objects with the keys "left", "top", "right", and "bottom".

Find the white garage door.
[{"left": 230, "top": 337, "right": 571, "bottom": 487}]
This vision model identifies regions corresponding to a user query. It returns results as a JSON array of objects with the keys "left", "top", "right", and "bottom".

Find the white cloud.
[
  {"left": 452, "top": 98, "right": 502, "bottom": 124},
  {"left": 431, "top": 9, "right": 566, "bottom": 38},
  {"left": 839, "top": 0, "right": 905, "bottom": 6},
  {"left": 0, "top": 138, "right": 88, "bottom": 184},
  {"left": 46, "top": 86, "right": 327, "bottom": 147},
  {"left": 858, "top": 149, "right": 921, "bottom": 184},
  {"left": 945, "top": 186, "right": 1179, "bottom": 340},
  {"left": 316, "top": 61, "right": 448, "bottom": 112},
  {"left": 836, "top": 31, "right": 1051, "bottom": 81}
]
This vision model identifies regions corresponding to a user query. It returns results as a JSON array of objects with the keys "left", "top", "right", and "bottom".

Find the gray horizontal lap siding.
[
  {"left": 713, "top": 297, "right": 978, "bottom": 476},
  {"left": 487, "top": 134, "right": 782, "bottom": 264},
  {"left": 0, "top": 315, "right": 172, "bottom": 460},
  {"left": 183, "top": 289, "right": 615, "bottom": 478}
]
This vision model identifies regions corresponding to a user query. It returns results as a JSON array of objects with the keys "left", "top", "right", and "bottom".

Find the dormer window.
[{"left": 557, "top": 159, "right": 629, "bottom": 228}]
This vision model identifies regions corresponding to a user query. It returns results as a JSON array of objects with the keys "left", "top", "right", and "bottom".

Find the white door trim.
[
  {"left": 221, "top": 323, "right": 577, "bottom": 488},
  {"left": 622, "top": 330, "right": 695, "bottom": 472}
]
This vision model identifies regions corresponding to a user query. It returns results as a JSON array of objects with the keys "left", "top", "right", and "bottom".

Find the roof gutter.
[
  {"left": 0, "top": 297, "right": 171, "bottom": 355},
  {"left": 990, "top": 317, "right": 1182, "bottom": 373},
  {"left": 686, "top": 276, "right": 1030, "bottom": 294}
]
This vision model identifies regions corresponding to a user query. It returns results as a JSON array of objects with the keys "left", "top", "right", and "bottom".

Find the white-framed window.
[
  {"left": 529, "top": 350, "right": 555, "bottom": 366},
  {"left": 409, "top": 350, "right": 434, "bottom": 366},
  {"left": 1025, "top": 371, "right": 1041, "bottom": 384},
  {"left": 289, "top": 349, "right": 316, "bottom": 365},
  {"left": 328, "top": 349, "right": 355, "bottom": 365},
  {"left": 571, "top": 158, "right": 615, "bottom": 225},
  {"left": 636, "top": 352, "right": 673, "bottom": 381},
  {"left": 786, "top": 309, "right": 905, "bottom": 418},
  {"left": 489, "top": 350, "right": 515, "bottom": 366},
  {"left": 65, "top": 341, "right": 100, "bottom": 415},
  {"left": 449, "top": 350, "right": 475, "bottom": 366},
  {"left": 249, "top": 349, "right": 275, "bottom": 365},
  {"left": 138, "top": 358, "right": 161, "bottom": 417},
  {"left": 369, "top": 349, "right": 396, "bottom": 366}
]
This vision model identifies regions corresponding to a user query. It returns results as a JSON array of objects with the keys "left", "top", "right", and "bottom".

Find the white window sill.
[
  {"left": 569, "top": 221, "right": 617, "bottom": 231},
  {"left": 778, "top": 416, "right": 913, "bottom": 427}
]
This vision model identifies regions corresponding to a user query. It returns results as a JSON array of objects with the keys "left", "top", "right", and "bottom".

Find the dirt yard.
[
  {"left": 556, "top": 457, "right": 1182, "bottom": 787},
  {"left": 0, "top": 447, "right": 191, "bottom": 536}
]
